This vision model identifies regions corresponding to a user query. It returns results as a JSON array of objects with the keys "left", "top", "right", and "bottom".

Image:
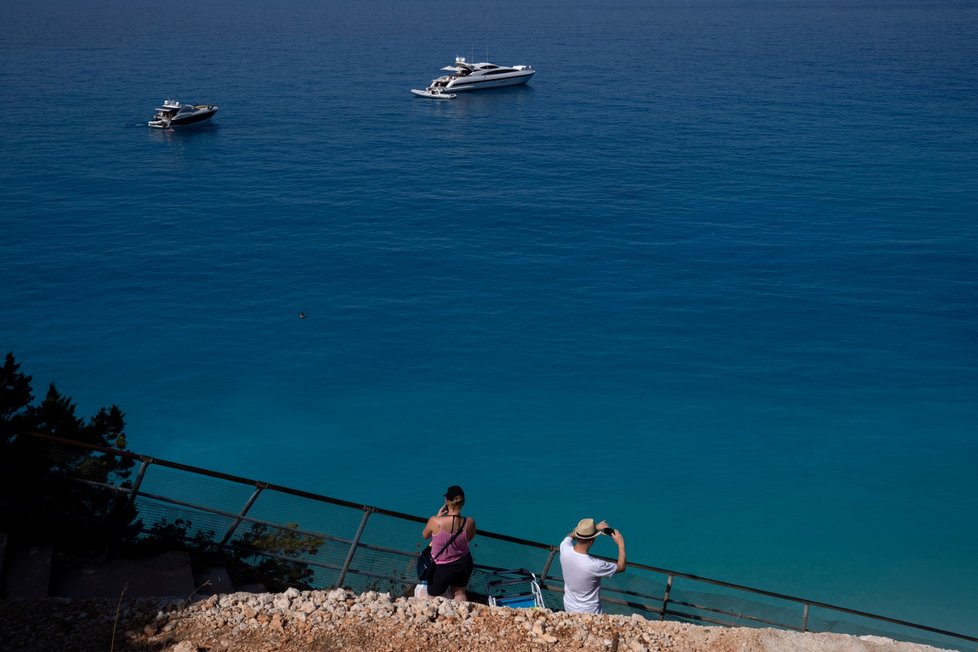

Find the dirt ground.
[{"left": 0, "top": 588, "right": 953, "bottom": 652}]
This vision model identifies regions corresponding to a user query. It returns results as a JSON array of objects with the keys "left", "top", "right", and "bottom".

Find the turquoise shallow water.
[{"left": 2, "top": 0, "right": 976, "bottom": 634}]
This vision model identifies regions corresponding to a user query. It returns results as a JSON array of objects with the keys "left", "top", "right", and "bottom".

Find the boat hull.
[
  {"left": 446, "top": 71, "right": 534, "bottom": 92},
  {"left": 148, "top": 106, "right": 218, "bottom": 128}
]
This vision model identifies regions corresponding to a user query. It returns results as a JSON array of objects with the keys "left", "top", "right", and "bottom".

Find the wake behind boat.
[
  {"left": 148, "top": 100, "right": 218, "bottom": 128},
  {"left": 413, "top": 57, "right": 535, "bottom": 95}
]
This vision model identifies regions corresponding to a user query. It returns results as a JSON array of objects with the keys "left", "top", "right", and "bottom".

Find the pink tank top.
[{"left": 430, "top": 517, "right": 470, "bottom": 564}]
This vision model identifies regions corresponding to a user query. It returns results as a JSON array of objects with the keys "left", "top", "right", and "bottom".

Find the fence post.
[
  {"left": 126, "top": 456, "right": 153, "bottom": 509},
  {"left": 219, "top": 482, "right": 267, "bottom": 545},
  {"left": 538, "top": 547, "right": 558, "bottom": 589},
  {"left": 659, "top": 574, "right": 674, "bottom": 620},
  {"left": 801, "top": 603, "right": 810, "bottom": 632},
  {"left": 336, "top": 507, "right": 373, "bottom": 588}
]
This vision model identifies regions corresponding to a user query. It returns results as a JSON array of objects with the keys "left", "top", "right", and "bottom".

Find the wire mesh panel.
[
  {"left": 134, "top": 494, "right": 238, "bottom": 543},
  {"left": 137, "top": 464, "right": 260, "bottom": 522},
  {"left": 224, "top": 489, "right": 365, "bottom": 590},
  {"left": 337, "top": 510, "right": 426, "bottom": 595},
  {"left": 224, "top": 518, "right": 334, "bottom": 590},
  {"left": 806, "top": 605, "right": 974, "bottom": 652},
  {"left": 466, "top": 535, "right": 555, "bottom": 605},
  {"left": 467, "top": 534, "right": 553, "bottom": 576},
  {"left": 27, "top": 437, "right": 120, "bottom": 477},
  {"left": 243, "top": 488, "right": 365, "bottom": 547},
  {"left": 663, "top": 580, "right": 804, "bottom": 629},
  {"left": 58, "top": 449, "right": 134, "bottom": 486},
  {"left": 597, "top": 567, "right": 669, "bottom": 616}
]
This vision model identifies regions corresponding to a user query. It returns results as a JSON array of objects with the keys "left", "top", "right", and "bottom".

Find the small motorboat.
[
  {"left": 411, "top": 88, "right": 457, "bottom": 100},
  {"left": 148, "top": 99, "right": 219, "bottom": 128}
]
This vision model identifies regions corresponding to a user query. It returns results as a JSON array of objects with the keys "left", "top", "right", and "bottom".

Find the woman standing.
[{"left": 421, "top": 485, "right": 477, "bottom": 601}]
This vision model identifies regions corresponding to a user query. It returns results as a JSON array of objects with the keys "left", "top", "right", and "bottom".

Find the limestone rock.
[{"left": 169, "top": 642, "right": 199, "bottom": 652}]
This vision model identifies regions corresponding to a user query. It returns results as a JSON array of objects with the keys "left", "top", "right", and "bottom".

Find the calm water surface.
[{"left": 1, "top": 0, "right": 976, "bottom": 634}]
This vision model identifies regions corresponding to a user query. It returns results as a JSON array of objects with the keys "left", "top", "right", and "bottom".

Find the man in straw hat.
[{"left": 558, "top": 518, "right": 626, "bottom": 614}]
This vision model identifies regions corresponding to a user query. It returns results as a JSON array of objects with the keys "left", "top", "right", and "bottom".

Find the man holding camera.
[{"left": 559, "top": 518, "right": 627, "bottom": 614}]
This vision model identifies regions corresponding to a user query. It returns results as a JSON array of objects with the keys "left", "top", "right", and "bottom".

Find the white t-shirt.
[{"left": 559, "top": 536, "right": 618, "bottom": 614}]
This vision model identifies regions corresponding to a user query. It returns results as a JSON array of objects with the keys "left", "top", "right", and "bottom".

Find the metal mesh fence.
[
  {"left": 805, "top": 605, "right": 975, "bottom": 652},
  {"left": 20, "top": 433, "right": 978, "bottom": 652},
  {"left": 134, "top": 494, "right": 237, "bottom": 542},
  {"left": 244, "top": 489, "right": 366, "bottom": 541},
  {"left": 665, "top": 582, "right": 803, "bottom": 628},
  {"left": 138, "top": 464, "right": 257, "bottom": 520}
]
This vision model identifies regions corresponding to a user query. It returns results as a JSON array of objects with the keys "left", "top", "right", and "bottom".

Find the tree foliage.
[{"left": 0, "top": 352, "right": 138, "bottom": 549}]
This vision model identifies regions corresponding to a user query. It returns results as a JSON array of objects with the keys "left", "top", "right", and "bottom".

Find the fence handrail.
[{"left": 17, "top": 431, "right": 978, "bottom": 645}]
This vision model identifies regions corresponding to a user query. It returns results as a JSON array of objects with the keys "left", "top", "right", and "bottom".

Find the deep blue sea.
[{"left": 2, "top": 0, "right": 976, "bottom": 635}]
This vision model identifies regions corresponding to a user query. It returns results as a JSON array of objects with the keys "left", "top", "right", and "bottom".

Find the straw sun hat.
[{"left": 573, "top": 518, "right": 600, "bottom": 540}]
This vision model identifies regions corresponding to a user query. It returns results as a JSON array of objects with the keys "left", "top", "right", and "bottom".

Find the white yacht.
[
  {"left": 148, "top": 100, "right": 219, "bottom": 128},
  {"left": 418, "top": 57, "right": 535, "bottom": 94}
]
